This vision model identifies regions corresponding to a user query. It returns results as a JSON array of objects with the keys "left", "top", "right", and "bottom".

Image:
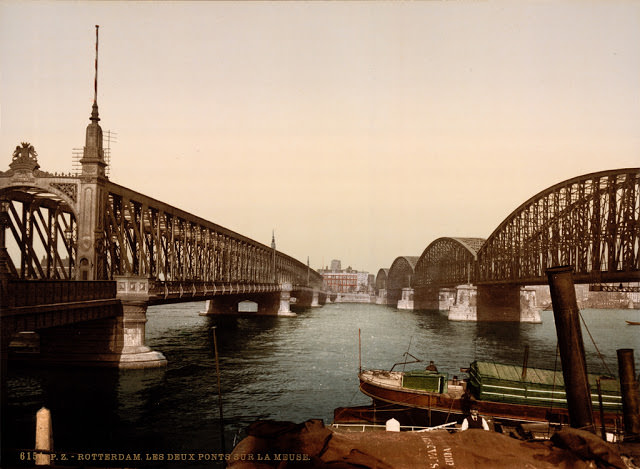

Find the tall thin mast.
[{"left": 94, "top": 25, "right": 99, "bottom": 106}]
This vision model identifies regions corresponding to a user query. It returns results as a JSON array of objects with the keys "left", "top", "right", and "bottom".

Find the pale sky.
[{"left": 1, "top": 1, "right": 639, "bottom": 274}]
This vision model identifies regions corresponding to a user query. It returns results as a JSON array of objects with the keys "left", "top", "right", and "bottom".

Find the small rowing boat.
[{"left": 625, "top": 320, "right": 640, "bottom": 325}]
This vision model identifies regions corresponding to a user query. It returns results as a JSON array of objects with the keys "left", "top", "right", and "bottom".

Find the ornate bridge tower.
[{"left": 76, "top": 95, "right": 108, "bottom": 280}]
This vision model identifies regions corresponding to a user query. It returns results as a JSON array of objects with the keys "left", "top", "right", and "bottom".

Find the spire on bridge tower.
[
  {"left": 271, "top": 230, "right": 277, "bottom": 283},
  {"left": 80, "top": 25, "right": 107, "bottom": 178},
  {"left": 76, "top": 25, "right": 109, "bottom": 281}
]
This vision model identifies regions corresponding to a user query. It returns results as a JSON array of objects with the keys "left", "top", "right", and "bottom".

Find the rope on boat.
[
  {"left": 546, "top": 342, "right": 561, "bottom": 439},
  {"left": 444, "top": 394, "right": 456, "bottom": 424}
]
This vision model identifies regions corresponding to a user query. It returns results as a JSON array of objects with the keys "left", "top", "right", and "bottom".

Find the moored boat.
[
  {"left": 351, "top": 360, "right": 623, "bottom": 432},
  {"left": 625, "top": 320, "right": 640, "bottom": 325}
]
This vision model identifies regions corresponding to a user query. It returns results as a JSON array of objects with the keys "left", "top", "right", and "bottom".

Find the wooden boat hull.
[{"left": 358, "top": 372, "right": 621, "bottom": 430}]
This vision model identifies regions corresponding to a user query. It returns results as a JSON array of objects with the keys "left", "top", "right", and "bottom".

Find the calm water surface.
[{"left": 3, "top": 303, "right": 639, "bottom": 466}]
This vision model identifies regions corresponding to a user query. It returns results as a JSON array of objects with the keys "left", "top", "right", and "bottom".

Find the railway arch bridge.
[{"left": 406, "top": 168, "right": 639, "bottom": 321}]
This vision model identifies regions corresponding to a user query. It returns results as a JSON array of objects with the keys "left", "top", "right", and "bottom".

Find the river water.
[{"left": 3, "top": 303, "right": 639, "bottom": 467}]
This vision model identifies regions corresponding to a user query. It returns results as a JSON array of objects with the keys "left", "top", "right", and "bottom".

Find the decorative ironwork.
[
  {"left": 49, "top": 182, "right": 78, "bottom": 203},
  {"left": 10, "top": 142, "right": 40, "bottom": 172}
]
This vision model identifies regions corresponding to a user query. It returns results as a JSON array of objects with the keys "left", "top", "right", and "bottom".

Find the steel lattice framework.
[
  {"left": 386, "top": 256, "right": 419, "bottom": 304},
  {"left": 413, "top": 237, "right": 486, "bottom": 288},
  {"left": 375, "top": 268, "right": 389, "bottom": 292},
  {"left": 1, "top": 188, "right": 76, "bottom": 280},
  {"left": 0, "top": 145, "right": 322, "bottom": 293},
  {"left": 477, "top": 168, "right": 640, "bottom": 285},
  {"left": 102, "top": 182, "right": 321, "bottom": 289}
]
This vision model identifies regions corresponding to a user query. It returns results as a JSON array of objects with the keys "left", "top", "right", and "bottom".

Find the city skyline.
[{"left": 1, "top": 1, "right": 639, "bottom": 274}]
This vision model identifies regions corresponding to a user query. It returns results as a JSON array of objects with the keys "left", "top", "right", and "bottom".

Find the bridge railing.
[{"left": 1, "top": 280, "right": 116, "bottom": 309}]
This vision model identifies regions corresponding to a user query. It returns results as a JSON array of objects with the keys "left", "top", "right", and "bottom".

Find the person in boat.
[
  {"left": 425, "top": 361, "right": 438, "bottom": 372},
  {"left": 460, "top": 407, "right": 489, "bottom": 431}
]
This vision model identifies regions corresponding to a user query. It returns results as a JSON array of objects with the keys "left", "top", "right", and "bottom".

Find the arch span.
[
  {"left": 412, "top": 237, "right": 484, "bottom": 311},
  {"left": 477, "top": 168, "right": 640, "bottom": 285},
  {"left": 386, "top": 256, "right": 419, "bottom": 306},
  {"left": 413, "top": 237, "right": 485, "bottom": 289},
  {"left": 375, "top": 268, "right": 389, "bottom": 292}
]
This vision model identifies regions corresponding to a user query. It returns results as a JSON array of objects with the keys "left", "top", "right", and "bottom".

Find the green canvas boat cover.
[
  {"left": 468, "top": 361, "right": 621, "bottom": 410},
  {"left": 402, "top": 370, "right": 448, "bottom": 393}
]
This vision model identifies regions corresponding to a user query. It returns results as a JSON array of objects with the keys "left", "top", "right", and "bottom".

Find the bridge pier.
[
  {"left": 414, "top": 286, "right": 456, "bottom": 311},
  {"left": 199, "top": 283, "right": 295, "bottom": 316},
  {"left": 439, "top": 288, "right": 457, "bottom": 311},
  {"left": 413, "top": 287, "right": 438, "bottom": 310},
  {"left": 520, "top": 287, "right": 542, "bottom": 323},
  {"left": 448, "top": 284, "right": 477, "bottom": 321},
  {"left": 278, "top": 283, "right": 295, "bottom": 316},
  {"left": 4, "top": 277, "right": 166, "bottom": 369},
  {"left": 375, "top": 289, "right": 387, "bottom": 305},
  {"left": 397, "top": 288, "right": 414, "bottom": 310},
  {"left": 36, "top": 308, "right": 166, "bottom": 369},
  {"left": 114, "top": 276, "right": 167, "bottom": 368},
  {"left": 290, "top": 286, "right": 317, "bottom": 310},
  {"left": 476, "top": 284, "right": 541, "bottom": 322}
]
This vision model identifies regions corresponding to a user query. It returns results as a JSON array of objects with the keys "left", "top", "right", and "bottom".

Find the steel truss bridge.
[
  {"left": 476, "top": 169, "right": 639, "bottom": 286},
  {"left": 408, "top": 169, "right": 640, "bottom": 290},
  {"left": 0, "top": 109, "right": 324, "bottom": 368},
  {"left": 0, "top": 144, "right": 322, "bottom": 300}
]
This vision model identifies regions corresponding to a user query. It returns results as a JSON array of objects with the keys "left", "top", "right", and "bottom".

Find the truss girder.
[
  {"left": 375, "top": 268, "right": 389, "bottom": 291},
  {"left": 1, "top": 190, "right": 76, "bottom": 280},
  {"left": 101, "top": 182, "right": 322, "bottom": 289},
  {"left": 387, "top": 256, "right": 419, "bottom": 292},
  {"left": 477, "top": 168, "right": 640, "bottom": 284},
  {"left": 413, "top": 237, "right": 486, "bottom": 288}
]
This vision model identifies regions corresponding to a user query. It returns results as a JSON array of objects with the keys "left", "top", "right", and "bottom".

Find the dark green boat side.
[{"left": 468, "top": 361, "right": 622, "bottom": 411}]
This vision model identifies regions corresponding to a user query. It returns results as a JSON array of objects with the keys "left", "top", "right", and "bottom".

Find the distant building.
[
  {"left": 319, "top": 259, "right": 371, "bottom": 293},
  {"left": 322, "top": 271, "right": 359, "bottom": 293}
]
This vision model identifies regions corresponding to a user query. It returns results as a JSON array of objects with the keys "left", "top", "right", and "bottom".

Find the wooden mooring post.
[
  {"left": 35, "top": 407, "right": 53, "bottom": 466},
  {"left": 546, "top": 265, "right": 596, "bottom": 434},
  {"left": 617, "top": 348, "right": 640, "bottom": 440}
]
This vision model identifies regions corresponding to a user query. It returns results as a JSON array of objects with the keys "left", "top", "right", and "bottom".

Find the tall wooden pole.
[
  {"left": 617, "top": 348, "right": 640, "bottom": 439},
  {"left": 211, "top": 327, "right": 226, "bottom": 454},
  {"left": 546, "top": 265, "right": 595, "bottom": 433}
]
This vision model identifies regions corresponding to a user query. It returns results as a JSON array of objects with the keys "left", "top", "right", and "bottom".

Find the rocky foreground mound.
[{"left": 229, "top": 419, "right": 637, "bottom": 468}]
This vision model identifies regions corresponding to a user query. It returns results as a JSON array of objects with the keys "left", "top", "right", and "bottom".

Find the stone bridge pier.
[
  {"left": 413, "top": 287, "right": 439, "bottom": 310},
  {"left": 200, "top": 283, "right": 304, "bottom": 316},
  {"left": 448, "top": 284, "right": 477, "bottom": 321},
  {"left": 397, "top": 288, "right": 414, "bottom": 310},
  {"left": 476, "top": 284, "right": 541, "bottom": 323},
  {"left": 414, "top": 287, "right": 456, "bottom": 311},
  {"left": 290, "top": 286, "right": 325, "bottom": 310},
  {"left": 29, "top": 277, "right": 167, "bottom": 368}
]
